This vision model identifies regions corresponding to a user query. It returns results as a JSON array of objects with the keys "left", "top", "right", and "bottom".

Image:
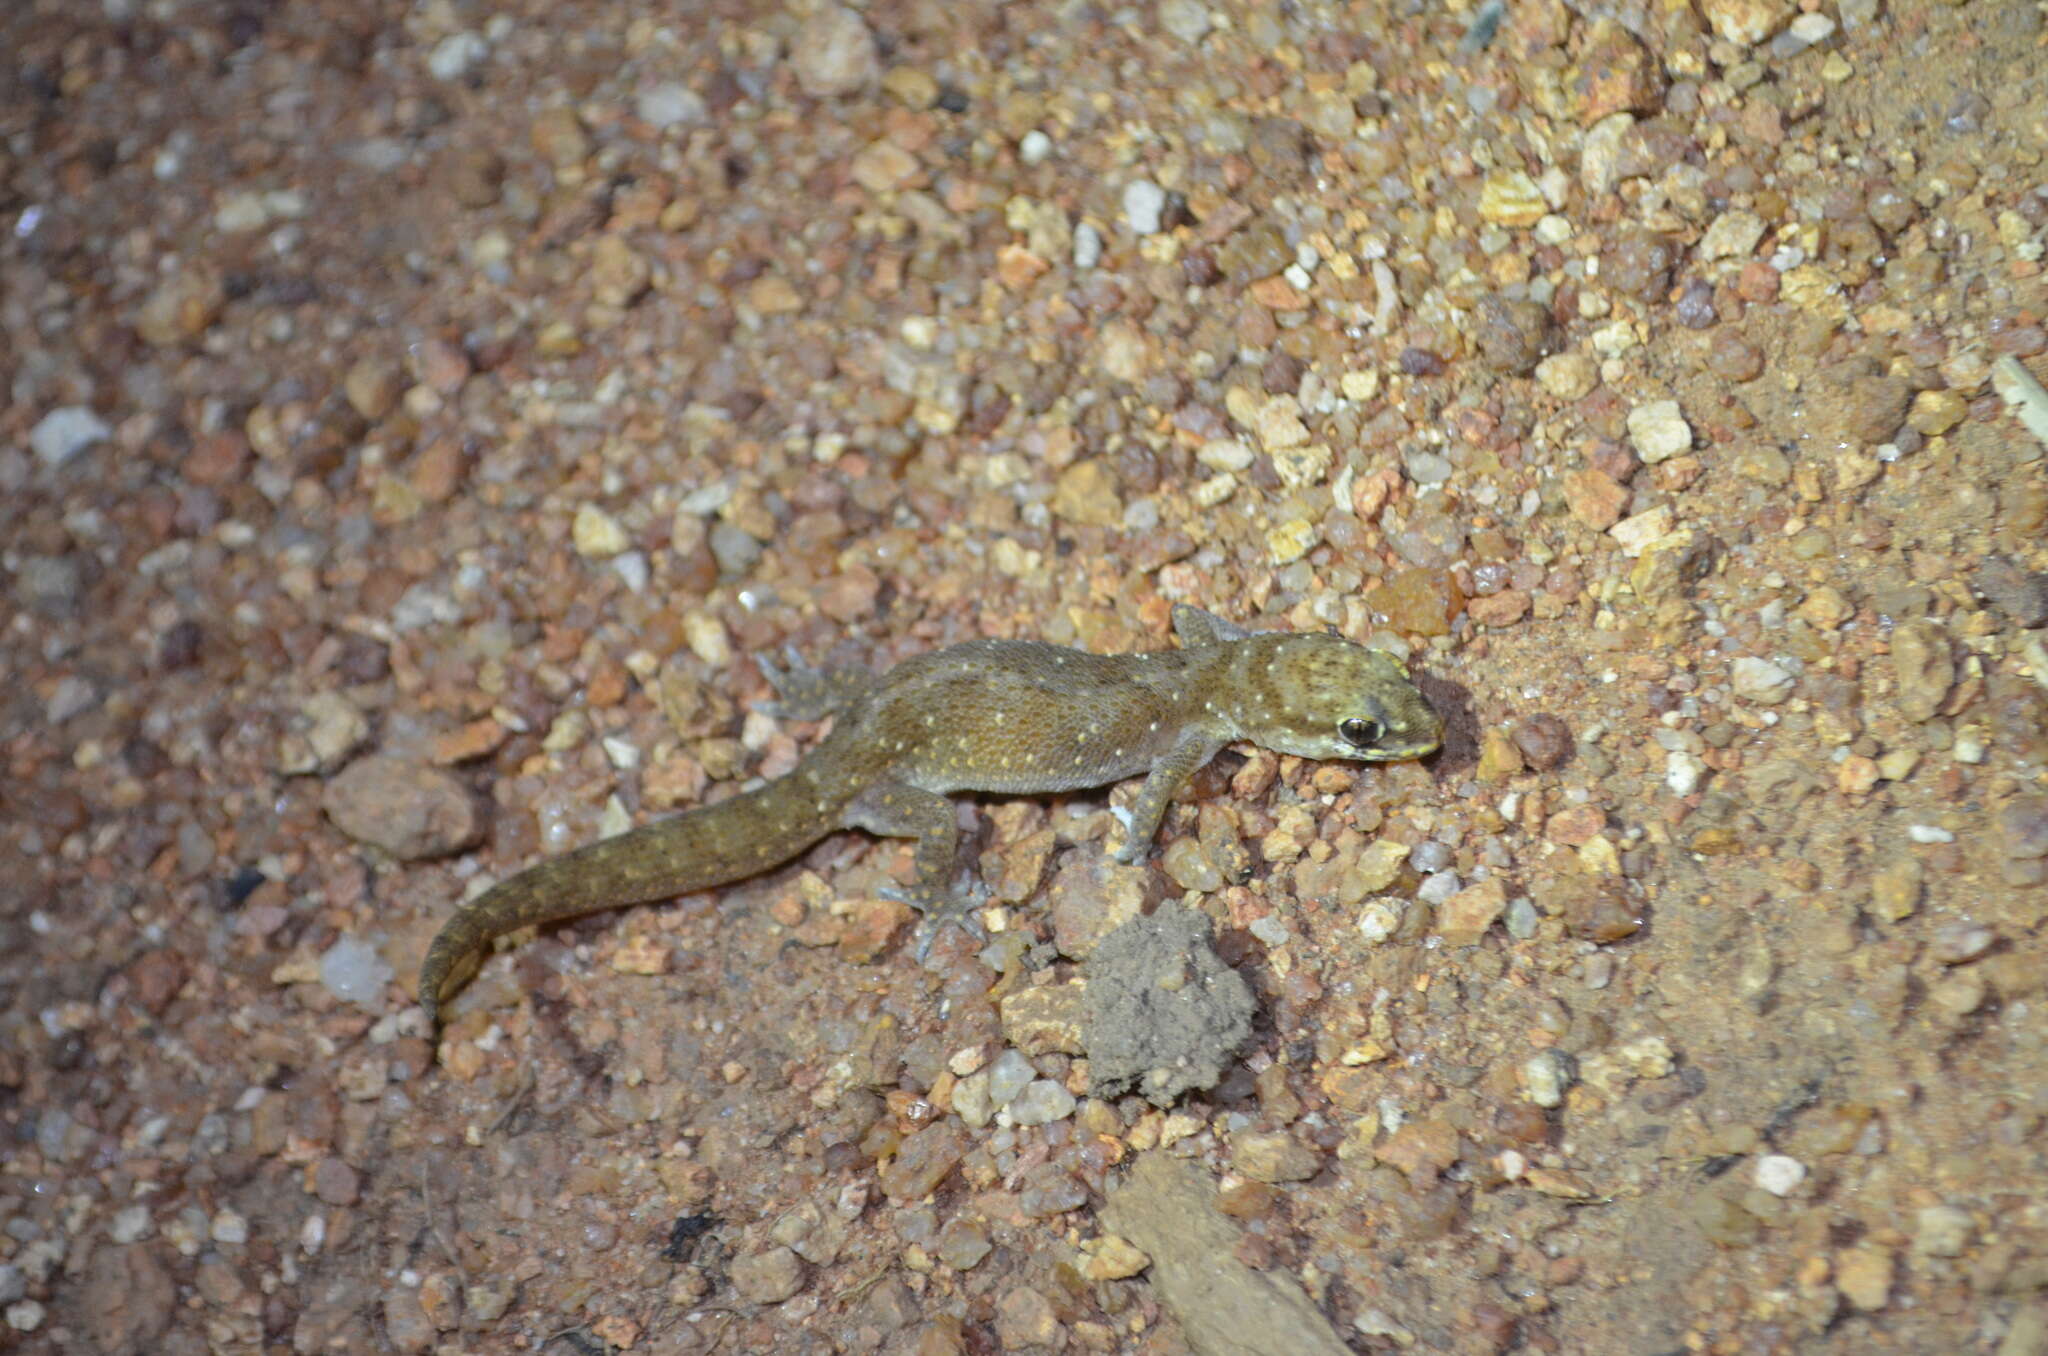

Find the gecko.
[{"left": 417, "top": 604, "right": 1443, "bottom": 1024}]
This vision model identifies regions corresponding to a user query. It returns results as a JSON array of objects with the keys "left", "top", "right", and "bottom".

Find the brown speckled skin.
[{"left": 417, "top": 605, "right": 1441, "bottom": 1023}]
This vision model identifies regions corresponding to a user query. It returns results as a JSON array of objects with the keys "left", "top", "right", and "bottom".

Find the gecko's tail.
[{"left": 418, "top": 781, "right": 836, "bottom": 1027}]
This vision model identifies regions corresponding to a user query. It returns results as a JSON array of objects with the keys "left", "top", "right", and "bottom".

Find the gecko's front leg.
[{"left": 1111, "top": 730, "right": 1225, "bottom": 864}]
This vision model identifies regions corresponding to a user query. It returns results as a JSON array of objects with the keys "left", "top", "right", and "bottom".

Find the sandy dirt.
[{"left": 3, "top": 0, "right": 2046, "bottom": 1352}]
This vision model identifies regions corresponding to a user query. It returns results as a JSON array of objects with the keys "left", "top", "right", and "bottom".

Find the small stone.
[
  {"left": 1232, "top": 1131, "right": 1322, "bottom": 1183},
  {"left": 1356, "top": 900, "right": 1402, "bottom": 943},
  {"left": 636, "top": 82, "right": 706, "bottom": 129},
  {"left": 1159, "top": 0, "right": 1213, "bottom": 43},
  {"left": 312, "top": 1157, "right": 361, "bottom": 1206},
  {"left": 529, "top": 105, "right": 589, "bottom": 168},
  {"left": 1536, "top": 352, "right": 1598, "bottom": 401},
  {"left": 110, "top": 1205, "right": 154, "bottom": 1244},
  {"left": 1353, "top": 838, "right": 1412, "bottom": 891},
  {"left": 1609, "top": 503, "right": 1677, "bottom": 555},
  {"left": 1007, "top": 1080, "right": 1077, "bottom": 1126},
  {"left": 1562, "top": 19, "right": 1663, "bottom": 125},
  {"left": 1123, "top": 180, "right": 1167, "bottom": 235},
  {"left": 572, "top": 504, "right": 631, "bottom": 557},
  {"left": 850, "top": 138, "right": 919, "bottom": 193},
  {"left": 917, "top": 1218, "right": 988, "bottom": 1276},
  {"left": 533, "top": 320, "right": 582, "bottom": 357},
  {"left": 986, "top": 1049, "right": 1036, "bottom": 1107},
  {"left": 1627, "top": 400, "right": 1692, "bottom": 463},
  {"left": 590, "top": 236, "right": 652, "bottom": 309},
  {"left": 343, "top": 357, "right": 403, "bottom": 420},
  {"left": 134, "top": 265, "right": 225, "bottom": 346},
  {"left": 1078, "top": 1234, "right": 1150, "bottom": 1281},
  {"left": 1563, "top": 467, "right": 1630, "bottom": 530},
  {"left": 1269, "top": 442, "right": 1331, "bottom": 488},
  {"left": 1796, "top": 586, "right": 1854, "bottom": 631},
  {"left": 277, "top": 691, "right": 371, "bottom": 776},
  {"left": 1437, "top": 878, "right": 1506, "bottom": 948},
  {"left": 1478, "top": 170, "right": 1546, "bottom": 228},
  {"left": 1929, "top": 921, "right": 1995, "bottom": 965},
  {"left": 877, "top": 1123, "right": 968, "bottom": 1200},
  {"left": 1869, "top": 859, "right": 1922, "bottom": 921},
  {"left": 610, "top": 933, "right": 671, "bottom": 976},
  {"left": 319, "top": 936, "right": 394, "bottom": 1010},
  {"left": 1512, "top": 714, "right": 1575, "bottom": 770},
  {"left": 881, "top": 66, "right": 939, "bottom": 110},
  {"left": 1836, "top": 1242, "right": 1893, "bottom": 1311},
  {"left": 29, "top": 407, "right": 112, "bottom": 469},
  {"left": 1754, "top": 1154, "right": 1806, "bottom": 1197},
  {"left": 1703, "top": 0, "right": 1790, "bottom": 46},
  {"left": 1890, "top": 619, "right": 1953, "bottom": 722},
  {"left": 1366, "top": 567, "right": 1463, "bottom": 636},
  {"left": 729, "top": 1247, "right": 805, "bottom": 1304},
  {"left": 1266, "top": 518, "right": 1320, "bottom": 565},
  {"left": 1730, "top": 656, "right": 1796, "bottom": 705},
  {"left": 1477, "top": 730, "right": 1525, "bottom": 780},
  {"left": 1523, "top": 1050, "right": 1572, "bottom": 1107},
  {"left": 1733, "top": 444, "right": 1791, "bottom": 486},
  {"left": 1907, "top": 389, "right": 1968, "bottom": 437},
  {"left": 1666, "top": 751, "right": 1706, "bottom": 796},
  {"left": 1913, "top": 1204, "right": 1973, "bottom": 1259},
  {"left": 1699, "top": 210, "right": 1767, "bottom": 261},
  {"left": 1052, "top": 459, "right": 1123, "bottom": 527},
  {"left": 789, "top": 5, "right": 878, "bottom": 99},
  {"left": 426, "top": 31, "right": 487, "bottom": 80},
  {"left": 1974, "top": 556, "right": 2048, "bottom": 629},
  {"left": 322, "top": 755, "right": 482, "bottom": 860}
]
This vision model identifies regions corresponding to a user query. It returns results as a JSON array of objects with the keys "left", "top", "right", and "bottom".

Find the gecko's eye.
[{"left": 1339, "top": 717, "right": 1382, "bottom": 748}]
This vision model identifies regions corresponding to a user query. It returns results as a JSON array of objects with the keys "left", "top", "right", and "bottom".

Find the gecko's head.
[{"left": 1232, "top": 634, "right": 1443, "bottom": 763}]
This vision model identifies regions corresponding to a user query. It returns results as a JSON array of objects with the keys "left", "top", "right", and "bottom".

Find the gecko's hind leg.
[
  {"left": 845, "top": 779, "right": 989, "bottom": 958},
  {"left": 759, "top": 645, "right": 874, "bottom": 721}
]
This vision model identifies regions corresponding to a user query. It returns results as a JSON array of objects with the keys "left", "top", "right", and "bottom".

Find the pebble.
[
  {"left": 729, "top": 1247, "right": 805, "bottom": 1304},
  {"left": 1073, "top": 221, "right": 1103, "bottom": 268},
  {"left": 1665, "top": 751, "right": 1707, "bottom": 796},
  {"left": 636, "top": 82, "right": 706, "bottom": 129},
  {"left": 1007, "top": 1080, "right": 1077, "bottom": 1126},
  {"left": 1929, "top": 922, "right": 1995, "bottom": 965},
  {"left": 426, "top": 32, "right": 487, "bottom": 81},
  {"left": 1123, "top": 180, "right": 1167, "bottom": 235},
  {"left": 572, "top": 504, "right": 630, "bottom": 558},
  {"left": 323, "top": 756, "right": 482, "bottom": 860},
  {"left": 319, "top": 937, "right": 394, "bottom": 1010},
  {"left": 985, "top": 1049, "right": 1036, "bottom": 1107},
  {"left": 1753, "top": 1154, "right": 1806, "bottom": 1197},
  {"left": 789, "top": 6, "right": 879, "bottom": 98},
  {"left": 1536, "top": 352, "right": 1598, "bottom": 401},
  {"left": 1158, "top": 0, "right": 1213, "bottom": 43},
  {"left": 1523, "top": 1050, "right": 1572, "bottom": 1107},
  {"left": 1357, "top": 900, "right": 1402, "bottom": 944},
  {"left": 1730, "top": 656, "right": 1796, "bottom": 705},
  {"left": 1890, "top": 620, "right": 1955, "bottom": 723},
  {"left": 29, "top": 407, "right": 111, "bottom": 469},
  {"left": 1912, "top": 1204, "right": 1973, "bottom": 1258},
  {"left": 1627, "top": 400, "right": 1693, "bottom": 463},
  {"left": 1836, "top": 1242, "right": 1894, "bottom": 1310},
  {"left": 1231, "top": 1131, "right": 1322, "bottom": 1183},
  {"left": 109, "top": 1205, "right": 154, "bottom": 1244}
]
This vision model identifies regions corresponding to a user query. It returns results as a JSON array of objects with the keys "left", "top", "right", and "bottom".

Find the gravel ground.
[{"left": 4, "top": 1, "right": 2047, "bottom": 1352}]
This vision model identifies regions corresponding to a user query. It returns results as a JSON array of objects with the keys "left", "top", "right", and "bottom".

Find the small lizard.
[{"left": 418, "top": 604, "right": 1442, "bottom": 1024}]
